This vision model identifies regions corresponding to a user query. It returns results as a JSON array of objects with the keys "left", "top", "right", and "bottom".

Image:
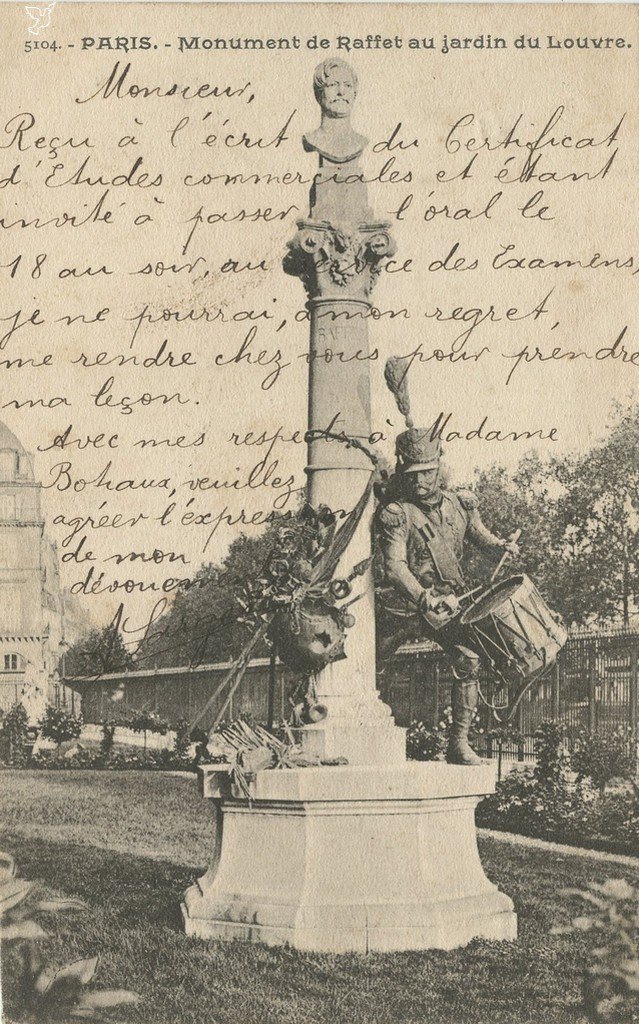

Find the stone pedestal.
[{"left": 182, "top": 762, "right": 517, "bottom": 953}]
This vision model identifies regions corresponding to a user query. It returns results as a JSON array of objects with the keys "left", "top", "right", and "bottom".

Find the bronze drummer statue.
[{"left": 376, "top": 361, "right": 520, "bottom": 765}]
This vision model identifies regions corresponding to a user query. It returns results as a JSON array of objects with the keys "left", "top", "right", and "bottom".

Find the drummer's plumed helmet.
[
  {"left": 384, "top": 356, "right": 443, "bottom": 473},
  {"left": 395, "top": 427, "right": 442, "bottom": 474}
]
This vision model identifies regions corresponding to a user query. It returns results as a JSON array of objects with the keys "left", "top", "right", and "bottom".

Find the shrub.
[
  {"left": 406, "top": 718, "right": 448, "bottom": 761},
  {"left": 553, "top": 878, "right": 639, "bottom": 1022},
  {"left": 29, "top": 746, "right": 197, "bottom": 773},
  {"left": 39, "top": 705, "right": 83, "bottom": 750},
  {"left": 478, "top": 764, "right": 556, "bottom": 836},
  {"left": 533, "top": 722, "right": 569, "bottom": 796},
  {"left": 0, "top": 850, "right": 140, "bottom": 1020},
  {"left": 478, "top": 725, "right": 639, "bottom": 854},
  {"left": 571, "top": 728, "right": 636, "bottom": 795},
  {"left": 406, "top": 707, "right": 482, "bottom": 762},
  {"left": 1, "top": 702, "right": 30, "bottom": 766},
  {"left": 479, "top": 723, "right": 573, "bottom": 839},
  {"left": 173, "top": 719, "right": 192, "bottom": 762},
  {"left": 128, "top": 709, "right": 169, "bottom": 755},
  {"left": 100, "top": 720, "right": 117, "bottom": 759}
]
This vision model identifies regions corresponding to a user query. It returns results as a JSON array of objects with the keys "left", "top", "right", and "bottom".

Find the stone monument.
[{"left": 182, "top": 59, "right": 517, "bottom": 953}]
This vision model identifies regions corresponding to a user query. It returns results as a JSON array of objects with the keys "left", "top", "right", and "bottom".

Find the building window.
[{"left": 4, "top": 654, "right": 18, "bottom": 671}]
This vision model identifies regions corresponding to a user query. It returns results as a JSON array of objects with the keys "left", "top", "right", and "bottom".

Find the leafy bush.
[
  {"left": 406, "top": 707, "right": 482, "bottom": 762},
  {"left": 29, "top": 746, "right": 197, "bottom": 773},
  {"left": 173, "top": 719, "right": 192, "bottom": 762},
  {"left": 480, "top": 722, "right": 572, "bottom": 839},
  {"left": 553, "top": 878, "right": 639, "bottom": 1022},
  {"left": 128, "top": 709, "right": 169, "bottom": 755},
  {"left": 534, "top": 722, "right": 569, "bottom": 796},
  {"left": 478, "top": 723, "right": 639, "bottom": 854},
  {"left": 0, "top": 849, "right": 140, "bottom": 1020},
  {"left": 406, "top": 717, "right": 449, "bottom": 761},
  {"left": 571, "top": 728, "right": 636, "bottom": 795},
  {"left": 100, "top": 721, "right": 117, "bottom": 759},
  {"left": 1, "top": 702, "right": 31, "bottom": 766},
  {"left": 39, "top": 705, "right": 83, "bottom": 750}
]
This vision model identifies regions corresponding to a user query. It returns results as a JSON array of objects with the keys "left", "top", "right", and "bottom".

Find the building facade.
[{"left": 0, "top": 421, "right": 64, "bottom": 721}]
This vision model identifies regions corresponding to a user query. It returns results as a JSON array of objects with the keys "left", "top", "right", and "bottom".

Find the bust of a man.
[{"left": 303, "top": 58, "right": 369, "bottom": 165}]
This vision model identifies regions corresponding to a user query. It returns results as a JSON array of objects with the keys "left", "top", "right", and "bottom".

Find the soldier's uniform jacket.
[{"left": 376, "top": 488, "right": 504, "bottom": 608}]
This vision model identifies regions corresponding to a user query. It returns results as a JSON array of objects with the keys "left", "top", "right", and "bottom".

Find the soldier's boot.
[{"left": 447, "top": 679, "right": 482, "bottom": 766}]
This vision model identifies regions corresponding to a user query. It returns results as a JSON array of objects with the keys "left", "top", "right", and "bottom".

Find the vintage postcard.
[{"left": 1, "top": 3, "right": 638, "bottom": 1022}]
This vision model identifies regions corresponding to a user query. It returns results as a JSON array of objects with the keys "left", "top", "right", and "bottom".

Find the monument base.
[{"left": 182, "top": 762, "right": 517, "bottom": 953}]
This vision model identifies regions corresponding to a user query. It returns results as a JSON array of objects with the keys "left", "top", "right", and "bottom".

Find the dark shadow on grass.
[{"left": 1, "top": 832, "right": 201, "bottom": 933}]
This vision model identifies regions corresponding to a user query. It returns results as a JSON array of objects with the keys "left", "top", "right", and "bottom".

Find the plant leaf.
[
  {"left": 560, "top": 887, "right": 607, "bottom": 909},
  {"left": 77, "top": 989, "right": 141, "bottom": 1009},
  {"left": 36, "top": 898, "right": 90, "bottom": 914},
  {"left": 50, "top": 956, "right": 99, "bottom": 989},
  {"left": 310, "top": 475, "right": 374, "bottom": 586},
  {"left": 0, "top": 919, "right": 48, "bottom": 941},
  {"left": 570, "top": 916, "right": 594, "bottom": 931},
  {"left": 600, "top": 878, "right": 634, "bottom": 901},
  {"left": 0, "top": 878, "right": 32, "bottom": 916},
  {"left": 348, "top": 557, "right": 373, "bottom": 580},
  {"left": 618, "top": 959, "right": 639, "bottom": 990}
]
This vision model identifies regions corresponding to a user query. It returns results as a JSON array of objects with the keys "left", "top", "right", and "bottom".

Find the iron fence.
[{"left": 381, "top": 628, "right": 639, "bottom": 762}]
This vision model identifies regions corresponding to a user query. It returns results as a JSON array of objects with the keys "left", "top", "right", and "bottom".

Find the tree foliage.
[
  {"left": 556, "top": 404, "right": 639, "bottom": 626},
  {"left": 39, "top": 705, "right": 83, "bottom": 749},
  {"left": 63, "top": 626, "right": 135, "bottom": 678},
  {"left": 470, "top": 403, "right": 639, "bottom": 628},
  {"left": 135, "top": 527, "right": 282, "bottom": 669}
]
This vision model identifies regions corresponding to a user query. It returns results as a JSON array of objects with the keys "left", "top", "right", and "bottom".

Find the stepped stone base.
[{"left": 182, "top": 762, "right": 517, "bottom": 953}]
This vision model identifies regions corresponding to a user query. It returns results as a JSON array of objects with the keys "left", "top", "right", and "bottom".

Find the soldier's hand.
[
  {"left": 435, "top": 594, "right": 459, "bottom": 618},
  {"left": 502, "top": 534, "right": 520, "bottom": 558},
  {"left": 418, "top": 589, "right": 458, "bottom": 625}
]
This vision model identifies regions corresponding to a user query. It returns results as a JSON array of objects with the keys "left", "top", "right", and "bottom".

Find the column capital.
[{"left": 284, "top": 219, "right": 396, "bottom": 302}]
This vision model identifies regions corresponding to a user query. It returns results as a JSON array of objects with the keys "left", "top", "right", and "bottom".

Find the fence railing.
[{"left": 381, "top": 628, "right": 639, "bottom": 762}]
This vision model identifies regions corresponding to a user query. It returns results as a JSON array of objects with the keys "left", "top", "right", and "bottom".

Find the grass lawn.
[{"left": 2, "top": 770, "right": 639, "bottom": 1024}]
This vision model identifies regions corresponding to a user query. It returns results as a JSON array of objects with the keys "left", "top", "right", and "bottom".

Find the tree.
[
  {"left": 554, "top": 403, "right": 639, "bottom": 626},
  {"left": 63, "top": 626, "right": 135, "bottom": 678},
  {"left": 128, "top": 709, "right": 169, "bottom": 756},
  {"left": 469, "top": 452, "right": 566, "bottom": 608},
  {"left": 39, "top": 705, "right": 82, "bottom": 750},
  {"left": 470, "top": 403, "right": 639, "bottom": 628},
  {"left": 135, "top": 525, "right": 284, "bottom": 669}
]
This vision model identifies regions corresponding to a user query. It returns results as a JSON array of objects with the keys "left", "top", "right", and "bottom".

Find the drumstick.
[
  {"left": 490, "top": 529, "right": 522, "bottom": 583},
  {"left": 440, "top": 529, "right": 522, "bottom": 608},
  {"left": 455, "top": 585, "right": 483, "bottom": 604}
]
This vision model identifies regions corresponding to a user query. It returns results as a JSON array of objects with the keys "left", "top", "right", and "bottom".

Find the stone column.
[{"left": 284, "top": 153, "right": 404, "bottom": 764}]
